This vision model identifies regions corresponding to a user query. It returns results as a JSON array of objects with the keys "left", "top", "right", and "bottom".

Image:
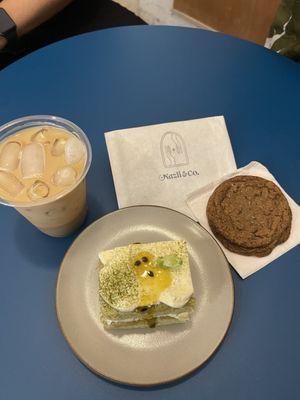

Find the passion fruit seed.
[
  {"left": 134, "top": 260, "right": 141, "bottom": 266},
  {"left": 147, "top": 270, "right": 154, "bottom": 277},
  {"left": 147, "top": 318, "right": 157, "bottom": 328},
  {"left": 141, "top": 256, "right": 148, "bottom": 263}
]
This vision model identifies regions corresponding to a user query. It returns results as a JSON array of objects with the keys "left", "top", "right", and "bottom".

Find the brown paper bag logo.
[{"left": 160, "top": 132, "right": 189, "bottom": 168}]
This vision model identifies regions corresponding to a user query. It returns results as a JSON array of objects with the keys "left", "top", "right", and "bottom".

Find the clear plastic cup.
[{"left": 0, "top": 115, "right": 92, "bottom": 237}]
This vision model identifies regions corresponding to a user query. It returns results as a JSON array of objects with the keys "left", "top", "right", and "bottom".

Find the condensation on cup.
[{"left": 0, "top": 115, "right": 92, "bottom": 237}]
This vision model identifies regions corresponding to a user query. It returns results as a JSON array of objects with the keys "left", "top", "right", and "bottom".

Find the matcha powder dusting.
[{"left": 99, "top": 263, "right": 139, "bottom": 312}]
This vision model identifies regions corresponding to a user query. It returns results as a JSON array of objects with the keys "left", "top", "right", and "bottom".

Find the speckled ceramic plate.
[{"left": 56, "top": 206, "right": 234, "bottom": 386}]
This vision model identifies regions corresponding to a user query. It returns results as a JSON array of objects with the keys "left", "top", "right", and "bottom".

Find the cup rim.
[{"left": 0, "top": 115, "right": 92, "bottom": 208}]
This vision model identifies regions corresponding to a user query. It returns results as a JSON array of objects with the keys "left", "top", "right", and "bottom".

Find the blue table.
[{"left": 0, "top": 26, "right": 299, "bottom": 400}]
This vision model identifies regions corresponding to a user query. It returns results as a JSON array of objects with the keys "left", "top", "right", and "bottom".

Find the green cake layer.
[{"left": 100, "top": 296, "right": 195, "bottom": 329}]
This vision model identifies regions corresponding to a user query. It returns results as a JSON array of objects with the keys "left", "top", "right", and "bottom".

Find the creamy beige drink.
[{"left": 0, "top": 116, "right": 92, "bottom": 236}]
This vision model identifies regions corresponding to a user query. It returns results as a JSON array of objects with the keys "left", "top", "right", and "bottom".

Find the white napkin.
[
  {"left": 105, "top": 116, "right": 236, "bottom": 218},
  {"left": 187, "top": 161, "right": 300, "bottom": 278}
]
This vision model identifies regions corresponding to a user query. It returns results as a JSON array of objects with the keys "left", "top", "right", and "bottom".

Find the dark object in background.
[
  {"left": 0, "top": 0, "right": 145, "bottom": 70},
  {"left": 266, "top": 0, "right": 300, "bottom": 61}
]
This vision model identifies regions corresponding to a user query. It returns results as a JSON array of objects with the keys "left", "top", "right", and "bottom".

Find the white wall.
[{"left": 114, "top": 0, "right": 211, "bottom": 28}]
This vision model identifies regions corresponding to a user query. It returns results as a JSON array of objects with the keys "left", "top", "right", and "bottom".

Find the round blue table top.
[{"left": 0, "top": 26, "right": 299, "bottom": 400}]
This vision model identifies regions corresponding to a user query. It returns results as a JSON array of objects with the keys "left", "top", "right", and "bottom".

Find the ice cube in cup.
[
  {"left": 53, "top": 166, "right": 77, "bottom": 186},
  {"left": 51, "top": 138, "right": 66, "bottom": 156},
  {"left": 31, "top": 128, "right": 51, "bottom": 144},
  {"left": 21, "top": 143, "right": 45, "bottom": 178},
  {"left": 65, "top": 137, "right": 86, "bottom": 164},
  {"left": 0, "top": 171, "right": 24, "bottom": 196},
  {"left": 0, "top": 141, "right": 21, "bottom": 171},
  {"left": 27, "top": 180, "right": 49, "bottom": 201}
]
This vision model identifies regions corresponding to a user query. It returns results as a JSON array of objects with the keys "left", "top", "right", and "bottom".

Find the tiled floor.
[
  {"left": 114, "top": 0, "right": 280, "bottom": 46},
  {"left": 113, "top": 0, "right": 211, "bottom": 29}
]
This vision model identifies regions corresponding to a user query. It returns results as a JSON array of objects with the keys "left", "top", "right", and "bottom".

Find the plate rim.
[{"left": 55, "top": 205, "right": 235, "bottom": 387}]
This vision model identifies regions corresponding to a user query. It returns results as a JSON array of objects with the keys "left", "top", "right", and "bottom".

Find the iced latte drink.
[{"left": 0, "top": 116, "right": 92, "bottom": 236}]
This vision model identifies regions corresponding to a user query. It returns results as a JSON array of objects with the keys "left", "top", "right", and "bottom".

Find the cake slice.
[{"left": 98, "top": 240, "right": 195, "bottom": 329}]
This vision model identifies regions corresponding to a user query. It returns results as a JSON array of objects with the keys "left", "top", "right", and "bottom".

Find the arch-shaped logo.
[{"left": 160, "top": 131, "right": 189, "bottom": 168}]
